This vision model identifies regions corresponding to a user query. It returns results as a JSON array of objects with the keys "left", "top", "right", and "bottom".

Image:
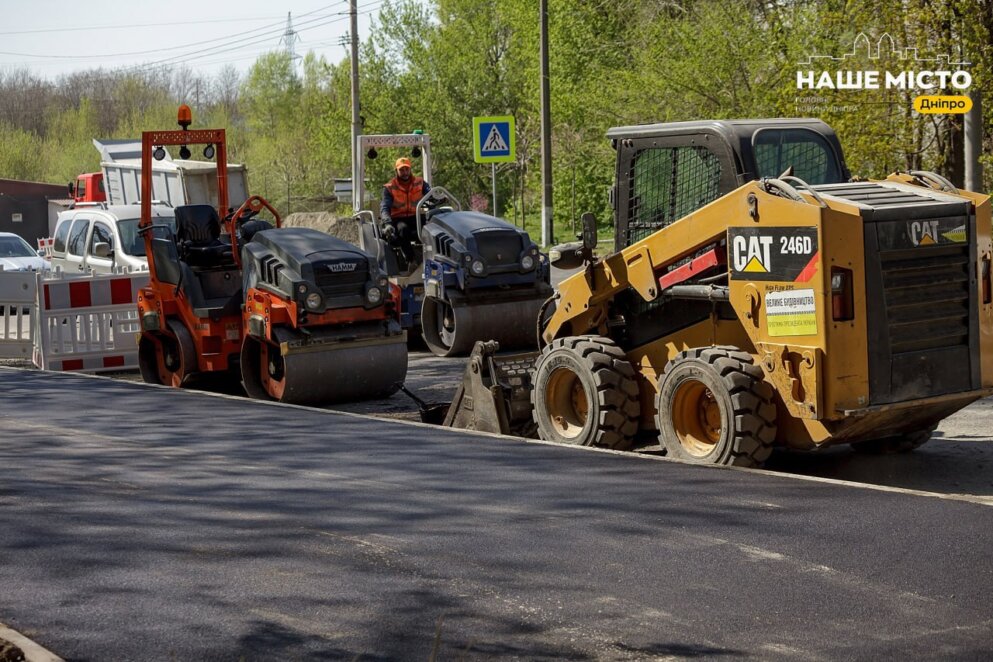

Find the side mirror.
[
  {"left": 93, "top": 242, "right": 113, "bottom": 258},
  {"left": 68, "top": 181, "right": 75, "bottom": 197},
  {"left": 581, "top": 212, "right": 598, "bottom": 251},
  {"left": 549, "top": 241, "right": 585, "bottom": 270}
]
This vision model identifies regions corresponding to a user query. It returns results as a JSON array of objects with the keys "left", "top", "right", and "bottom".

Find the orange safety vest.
[{"left": 385, "top": 176, "right": 426, "bottom": 218}]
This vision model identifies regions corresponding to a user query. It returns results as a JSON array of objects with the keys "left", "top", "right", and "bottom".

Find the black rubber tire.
[
  {"left": 656, "top": 346, "right": 777, "bottom": 467},
  {"left": 852, "top": 425, "right": 936, "bottom": 454},
  {"left": 532, "top": 335, "right": 640, "bottom": 450}
]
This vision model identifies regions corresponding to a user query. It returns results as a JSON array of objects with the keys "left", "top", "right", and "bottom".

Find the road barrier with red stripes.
[
  {"left": 37, "top": 237, "right": 54, "bottom": 259},
  {"left": 32, "top": 271, "right": 148, "bottom": 373}
]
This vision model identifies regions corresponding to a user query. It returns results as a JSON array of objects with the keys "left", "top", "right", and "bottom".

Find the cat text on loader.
[
  {"left": 446, "top": 119, "right": 993, "bottom": 466},
  {"left": 136, "top": 105, "right": 407, "bottom": 404}
]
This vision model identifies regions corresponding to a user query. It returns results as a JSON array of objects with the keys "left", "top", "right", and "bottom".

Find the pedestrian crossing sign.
[{"left": 473, "top": 115, "right": 515, "bottom": 163}]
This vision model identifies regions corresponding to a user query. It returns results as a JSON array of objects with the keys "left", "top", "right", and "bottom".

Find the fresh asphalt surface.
[{"left": 2, "top": 369, "right": 993, "bottom": 660}]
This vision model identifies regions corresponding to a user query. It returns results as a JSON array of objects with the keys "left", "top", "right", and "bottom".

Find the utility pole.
[
  {"left": 350, "top": 1, "right": 361, "bottom": 212},
  {"left": 539, "top": 0, "right": 553, "bottom": 246},
  {"left": 965, "top": 91, "right": 983, "bottom": 192}
]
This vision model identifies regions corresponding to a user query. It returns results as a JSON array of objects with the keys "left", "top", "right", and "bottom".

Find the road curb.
[{"left": 0, "top": 624, "right": 62, "bottom": 662}]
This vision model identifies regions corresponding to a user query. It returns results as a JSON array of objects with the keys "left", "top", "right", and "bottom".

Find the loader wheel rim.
[
  {"left": 672, "top": 379, "right": 723, "bottom": 457},
  {"left": 545, "top": 367, "right": 590, "bottom": 440}
]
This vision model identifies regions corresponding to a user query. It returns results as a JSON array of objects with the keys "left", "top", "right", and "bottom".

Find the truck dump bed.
[{"left": 94, "top": 139, "right": 248, "bottom": 208}]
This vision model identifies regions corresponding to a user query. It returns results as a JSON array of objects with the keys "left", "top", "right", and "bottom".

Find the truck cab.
[{"left": 69, "top": 173, "right": 106, "bottom": 205}]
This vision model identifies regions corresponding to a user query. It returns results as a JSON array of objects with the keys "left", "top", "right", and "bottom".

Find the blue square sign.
[{"left": 473, "top": 115, "right": 515, "bottom": 163}]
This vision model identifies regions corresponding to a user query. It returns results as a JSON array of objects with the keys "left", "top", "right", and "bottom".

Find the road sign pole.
[
  {"left": 539, "top": 0, "right": 553, "bottom": 246},
  {"left": 473, "top": 115, "right": 515, "bottom": 219}
]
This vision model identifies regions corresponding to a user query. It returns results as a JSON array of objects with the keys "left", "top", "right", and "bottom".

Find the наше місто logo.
[{"left": 796, "top": 33, "right": 972, "bottom": 113}]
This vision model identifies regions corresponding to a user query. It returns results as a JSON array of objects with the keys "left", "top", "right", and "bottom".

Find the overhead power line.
[
  {"left": 0, "top": 1, "right": 384, "bottom": 74},
  {"left": 123, "top": 0, "right": 383, "bottom": 71},
  {"left": 124, "top": 2, "right": 383, "bottom": 73},
  {"left": 0, "top": 16, "right": 283, "bottom": 37},
  {"left": 0, "top": 2, "right": 345, "bottom": 60}
]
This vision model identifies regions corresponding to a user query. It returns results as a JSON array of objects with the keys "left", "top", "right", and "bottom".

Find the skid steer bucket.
[{"left": 442, "top": 340, "right": 539, "bottom": 437}]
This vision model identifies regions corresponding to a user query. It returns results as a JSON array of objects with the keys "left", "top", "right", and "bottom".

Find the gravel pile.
[{"left": 282, "top": 212, "right": 361, "bottom": 246}]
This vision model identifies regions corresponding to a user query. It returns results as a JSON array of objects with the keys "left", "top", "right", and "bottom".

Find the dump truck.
[
  {"left": 136, "top": 106, "right": 407, "bottom": 404},
  {"left": 353, "top": 134, "right": 551, "bottom": 355},
  {"left": 445, "top": 119, "right": 993, "bottom": 466},
  {"left": 70, "top": 138, "right": 249, "bottom": 209}
]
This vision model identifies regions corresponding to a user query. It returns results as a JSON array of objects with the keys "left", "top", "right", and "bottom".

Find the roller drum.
[
  {"left": 422, "top": 295, "right": 542, "bottom": 358},
  {"left": 241, "top": 334, "right": 407, "bottom": 405}
]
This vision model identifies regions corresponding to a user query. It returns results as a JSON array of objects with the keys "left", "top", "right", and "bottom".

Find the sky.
[{"left": 0, "top": 0, "right": 385, "bottom": 80}]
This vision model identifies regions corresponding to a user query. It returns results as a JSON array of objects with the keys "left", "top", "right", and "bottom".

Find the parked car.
[
  {"left": 0, "top": 232, "right": 49, "bottom": 314},
  {"left": 0, "top": 232, "right": 50, "bottom": 273},
  {"left": 50, "top": 203, "right": 176, "bottom": 274}
]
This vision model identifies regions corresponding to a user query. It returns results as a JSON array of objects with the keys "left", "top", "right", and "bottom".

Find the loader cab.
[{"left": 609, "top": 119, "right": 850, "bottom": 251}]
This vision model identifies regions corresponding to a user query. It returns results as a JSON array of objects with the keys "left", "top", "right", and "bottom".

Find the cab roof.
[{"left": 606, "top": 118, "right": 838, "bottom": 141}]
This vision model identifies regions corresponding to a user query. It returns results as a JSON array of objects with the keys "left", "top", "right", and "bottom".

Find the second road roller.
[
  {"left": 352, "top": 133, "right": 553, "bottom": 357},
  {"left": 359, "top": 185, "right": 553, "bottom": 357},
  {"left": 418, "top": 187, "right": 553, "bottom": 357}
]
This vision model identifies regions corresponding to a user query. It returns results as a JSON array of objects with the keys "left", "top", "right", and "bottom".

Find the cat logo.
[
  {"left": 909, "top": 220, "right": 939, "bottom": 246},
  {"left": 732, "top": 235, "right": 772, "bottom": 273}
]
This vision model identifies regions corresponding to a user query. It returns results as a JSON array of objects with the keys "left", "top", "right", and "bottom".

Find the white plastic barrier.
[
  {"left": 32, "top": 271, "right": 148, "bottom": 373},
  {"left": 0, "top": 268, "right": 37, "bottom": 359}
]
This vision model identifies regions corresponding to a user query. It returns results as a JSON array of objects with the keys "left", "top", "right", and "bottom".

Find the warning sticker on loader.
[
  {"left": 765, "top": 288, "right": 817, "bottom": 337},
  {"left": 728, "top": 227, "right": 819, "bottom": 282}
]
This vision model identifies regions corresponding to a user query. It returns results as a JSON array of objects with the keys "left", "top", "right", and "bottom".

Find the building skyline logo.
[
  {"left": 796, "top": 33, "right": 971, "bottom": 91},
  {"left": 798, "top": 32, "right": 970, "bottom": 67}
]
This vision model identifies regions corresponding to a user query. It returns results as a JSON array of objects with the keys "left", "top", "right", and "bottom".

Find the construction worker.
[{"left": 380, "top": 157, "right": 430, "bottom": 266}]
